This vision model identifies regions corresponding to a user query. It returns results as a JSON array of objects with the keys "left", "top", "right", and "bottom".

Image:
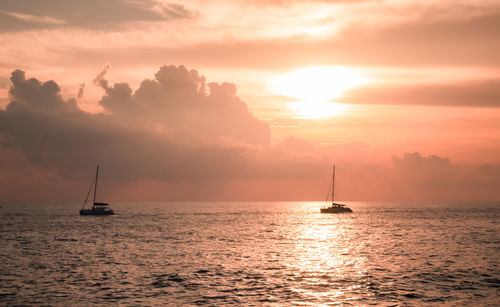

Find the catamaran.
[
  {"left": 79, "top": 166, "right": 114, "bottom": 215},
  {"left": 320, "top": 165, "right": 353, "bottom": 213}
]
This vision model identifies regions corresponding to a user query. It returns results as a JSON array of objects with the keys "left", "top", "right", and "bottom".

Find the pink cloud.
[{"left": 0, "top": 67, "right": 499, "bottom": 202}]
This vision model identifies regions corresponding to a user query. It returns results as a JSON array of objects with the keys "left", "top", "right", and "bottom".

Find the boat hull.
[
  {"left": 320, "top": 206, "right": 353, "bottom": 213},
  {"left": 80, "top": 166, "right": 115, "bottom": 216},
  {"left": 79, "top": 209, "right": 114, "bottom": 216}
]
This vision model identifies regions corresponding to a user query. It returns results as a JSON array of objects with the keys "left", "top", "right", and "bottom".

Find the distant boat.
[
  {"left": 79, "top": 166, "right": 114, "bottom": 216},
  {"left": 320, "top": 165, "right": 353, "bottom": 213}
]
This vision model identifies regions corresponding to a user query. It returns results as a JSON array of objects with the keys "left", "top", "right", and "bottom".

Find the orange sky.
[{"left": 0, "top": 0, "right": 499, "bottom": 201}]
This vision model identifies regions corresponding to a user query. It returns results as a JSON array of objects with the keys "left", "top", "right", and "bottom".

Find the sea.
[{"left": 0, "top": 201, "right": 499, "bottom": 306}]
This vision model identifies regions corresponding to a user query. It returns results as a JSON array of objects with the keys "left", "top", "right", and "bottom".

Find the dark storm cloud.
[
  {"left": 0, "top": 66, "right": 326, "bottom": 184},
  {"left": 0, "top": 0, "right": 195, "bottom": 31},
  {"left": 340, "top": 79, "right": 500, "bottom": 107}
]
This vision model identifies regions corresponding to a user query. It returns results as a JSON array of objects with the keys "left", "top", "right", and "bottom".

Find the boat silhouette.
[
  {"left": 79, "top": 166, "right": 114, "bottom": 215},
  {"left": 320, "top": 165, "right": 353, "bottom": 213}
]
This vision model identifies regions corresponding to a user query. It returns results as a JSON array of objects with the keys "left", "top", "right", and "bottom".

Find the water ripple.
[{"left": 0, "top": 201, "right": 499, "bottom": 305}]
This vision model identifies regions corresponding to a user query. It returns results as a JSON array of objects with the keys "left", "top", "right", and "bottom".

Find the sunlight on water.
[
  {"left": 0, "top": 201, "right": 499, "bottom": 305},
  {"left": 286, "top": 205, "right": 370, "bottom": 304}
]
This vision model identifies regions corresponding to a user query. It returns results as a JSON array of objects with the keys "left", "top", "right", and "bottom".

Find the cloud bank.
[
  {"left": 0, "top": 66, "right": 322, "bottom": 185},
  {"left": 0, "top": 67, "right": 498, "bottom": 201},
  {"left": 340, "top": 79, "right": 500, "bottom": 107}
]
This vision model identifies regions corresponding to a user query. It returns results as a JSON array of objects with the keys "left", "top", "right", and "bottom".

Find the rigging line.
[
  {"left": 324, "top": 175, "right": 333, "bottom": 206},
  {"left": 81, "top": 172, "right": 96, "bottom": 210}
]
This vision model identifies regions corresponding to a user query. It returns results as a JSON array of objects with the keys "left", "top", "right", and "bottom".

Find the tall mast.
[
  {"left": 93, "top": 165, "right": 99, "bottom": 204},
  {"left": 332, "top": 165, "right": 335, "bottom": 203}
]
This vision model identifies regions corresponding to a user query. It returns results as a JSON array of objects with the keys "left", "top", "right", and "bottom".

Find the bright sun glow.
[
  {"left": 269, "top": 66, "right": 365, "bottom": 119},
  {"left": 288, "top": 101, "right": 348, "bottom": 119}
]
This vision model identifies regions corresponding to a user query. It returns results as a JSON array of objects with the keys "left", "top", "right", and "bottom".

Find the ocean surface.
[{"left": 0, "top": 201, "right": 499, "bottom": 306}]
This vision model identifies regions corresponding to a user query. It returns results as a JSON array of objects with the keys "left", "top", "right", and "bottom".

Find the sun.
[
  {"left": 269, "top": 66, "right": 364, "bottom": 119},
  {"left": 270, "top": 66, "right": 363, "bottom": 101},
  {"left": 286, "top": 100, "right": 348, "bottom": 119}
]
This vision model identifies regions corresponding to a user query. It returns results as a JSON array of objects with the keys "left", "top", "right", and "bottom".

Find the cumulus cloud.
[
  {"left": 96, "top": 65, "right": 270, "bottom": 146},
  {"left": 77, "top": 83, "right": 85, "bottom": 101},
  {"left": 0, "top": 67, "right": 498, "bottom": 201},
  {"left": 0, "top": 66, "right": 320, "bottom": 187},
  {"left": 388, "top": 152, "right": 500, "bottom": 200},
  {"left": 93, "top": 64, "right": 110, "bottom": 90},
  {"left": 390, "top": 152, "right": 456, "bottom": 199}
]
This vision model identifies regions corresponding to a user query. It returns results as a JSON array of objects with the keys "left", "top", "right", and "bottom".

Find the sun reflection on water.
[
  {"left": 284, "top": 202, "right": 368, "bottom": 304},
  {"left": 2, "top": 202, "right": 495, "bottom": 305}
]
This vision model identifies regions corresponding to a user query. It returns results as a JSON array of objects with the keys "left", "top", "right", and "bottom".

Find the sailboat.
[
  {"left": 320, "top": 165, "right": 353, "bottom": 213},
  {"left": 79, "top": 166, "right": 114, "bottom": 215}
]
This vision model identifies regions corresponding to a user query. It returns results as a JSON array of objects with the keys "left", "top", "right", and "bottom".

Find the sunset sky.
[{"left": 0, "top": 0, "right": 499, "bottom": 201}]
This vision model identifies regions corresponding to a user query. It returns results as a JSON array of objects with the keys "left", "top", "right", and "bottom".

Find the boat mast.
[
  {"left": 93, "top": 165, "right": 99, "bottom": 204},
  {"left": 332, "top": 165, "right": 335, "bottom": 203}
]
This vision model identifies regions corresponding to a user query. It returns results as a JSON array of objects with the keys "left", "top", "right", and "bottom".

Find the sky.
[{"left": 0, "top": 0, "right": 499, "bottom": 202}]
